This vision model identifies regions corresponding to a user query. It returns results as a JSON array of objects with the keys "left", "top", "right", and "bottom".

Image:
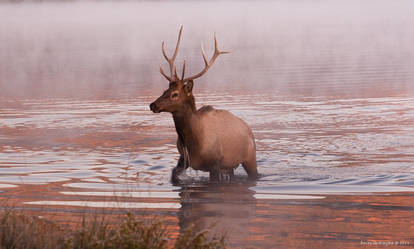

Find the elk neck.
[{"left": 172, "top": 96, "right": 200, "bottom": 149}]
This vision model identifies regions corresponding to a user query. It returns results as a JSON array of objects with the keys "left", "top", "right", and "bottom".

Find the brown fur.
[{"left": 150, "top": 80, "right": 258, "bottom": 182}]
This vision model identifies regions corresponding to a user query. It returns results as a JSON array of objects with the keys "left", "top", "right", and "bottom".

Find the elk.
[{"left": 149, "top": 26, "right": 257, "bottom": 183}]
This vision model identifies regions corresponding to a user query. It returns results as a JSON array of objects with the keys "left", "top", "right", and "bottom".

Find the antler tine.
[
  {"left": 183, "top": 32, "right": 230, "bottom": 82},
  {"left": 159, "top": 66, "right": 173, "bottom": 81},
  {"left": 214, "top": 32, "right": 231, "bottom": 55},
  {"left": 201, "top": 45, "right": 208, "bottom": 66},
  {"left": 181, "top": 60, "right": 186, "bottom": 80},
  {"left": 172, "top": 26, "right": 183, "bottom": 61},
  {"left": 161, "top": 41, "right": 168, "bottom": 61},
  {"left": 174, "top": 67, "right": 179, "bottom": 80},
  {"left": 160, "top": 26, "right": 183, "bottom": 81}
]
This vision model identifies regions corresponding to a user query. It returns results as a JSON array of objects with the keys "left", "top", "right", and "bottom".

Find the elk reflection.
[{"left": 177, "top": 180, "right": 256, "bottom": 247}]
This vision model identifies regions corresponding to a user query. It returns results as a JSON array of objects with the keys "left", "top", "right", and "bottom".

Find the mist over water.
[{"left": 1, "top": 0, "right": 414, "bottom": 98}]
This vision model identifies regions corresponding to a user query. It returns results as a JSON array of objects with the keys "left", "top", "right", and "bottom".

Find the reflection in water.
[
  {"left": 254, "top": 194, "right": 325, "bottom": 200},
  {"left": 60, "top": 191, "right": 180, "bottom": 199},
  {"left": 177, "top": 182, "right": 257, "bottom": 248},
  {"left": 0, "top": 184, "right": 17, "bottom": 188},
  {"left": 252, "top": 184, "right": 414, "bottom": 195},
  {"left": 247, "top": 193, "right": 414, "bottom": 249},
  {"left": 175, "top": 182, "right": 414, "bottom": 249},
  {"left": 25, "top": 201, "right": 181, "bottom": 210}
]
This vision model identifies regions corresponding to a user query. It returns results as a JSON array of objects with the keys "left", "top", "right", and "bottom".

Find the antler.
[
  {"left": 182, "top": 33, "right": 230, "bottom": 82},
  {"left": 159, "top": 26, "right": 230, "bottom": 82},
  {"left": 159, "top": 26, "right": 183, "bottom": 82}
]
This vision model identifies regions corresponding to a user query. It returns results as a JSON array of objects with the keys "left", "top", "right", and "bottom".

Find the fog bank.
[{"left": 1, "top": 0, "right": 414, "bottom": 98}]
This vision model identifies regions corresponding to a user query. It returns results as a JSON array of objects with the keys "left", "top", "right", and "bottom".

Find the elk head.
[{"left": 150, "top": 26, "right": 229, "bottom": 114}]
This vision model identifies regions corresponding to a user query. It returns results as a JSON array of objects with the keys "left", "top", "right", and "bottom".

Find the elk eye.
[{"left": 171, "top": 92, "right": 179, "bottom": 99}]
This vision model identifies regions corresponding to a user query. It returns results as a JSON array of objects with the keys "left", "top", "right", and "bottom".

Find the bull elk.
[{"left": 150, "top": 26, "right": 258, "bottom": 183}]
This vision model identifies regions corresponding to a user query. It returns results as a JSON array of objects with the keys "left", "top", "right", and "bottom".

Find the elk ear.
[{"left": 184, "top": 80, "right": 194, "bottom": 96}]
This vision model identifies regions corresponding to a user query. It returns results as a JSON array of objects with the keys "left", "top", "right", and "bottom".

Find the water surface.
[{"left": 1, "top": 95, "right": 414, "bottom": 248}]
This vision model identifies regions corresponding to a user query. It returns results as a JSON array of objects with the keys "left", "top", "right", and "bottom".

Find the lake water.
[{"left": 1, "top": 1, "right": 414, "bottom": 248}]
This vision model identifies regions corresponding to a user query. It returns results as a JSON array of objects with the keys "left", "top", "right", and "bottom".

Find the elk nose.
[{"left": 149, "top": 102, "right": 158, "bottom": 113}]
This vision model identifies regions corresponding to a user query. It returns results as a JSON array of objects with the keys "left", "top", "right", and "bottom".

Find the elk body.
[{"left": 150, "top": 27, "right": 258, "bottom": 182}]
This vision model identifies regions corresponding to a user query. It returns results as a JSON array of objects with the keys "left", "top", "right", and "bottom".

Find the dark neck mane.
[{"left": 172, "top": 96, "right": 198, "bottom": 149}]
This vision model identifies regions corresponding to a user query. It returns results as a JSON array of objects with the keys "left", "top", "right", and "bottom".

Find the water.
[
  {"left": 1, "top": 1, "right": 414, "bottom": 248},
  {"left": 1, "top": 95, "right": 414, "bottom": 247}
]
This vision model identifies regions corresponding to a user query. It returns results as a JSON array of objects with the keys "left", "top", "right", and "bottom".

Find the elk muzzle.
[{"left": 149, "top": 102, "right": 161, "bottom": 113}]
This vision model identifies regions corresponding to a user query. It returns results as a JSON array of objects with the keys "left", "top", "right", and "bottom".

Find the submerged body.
[{"left": 174, "top": 105, "right": 257, "bottom": 180}]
